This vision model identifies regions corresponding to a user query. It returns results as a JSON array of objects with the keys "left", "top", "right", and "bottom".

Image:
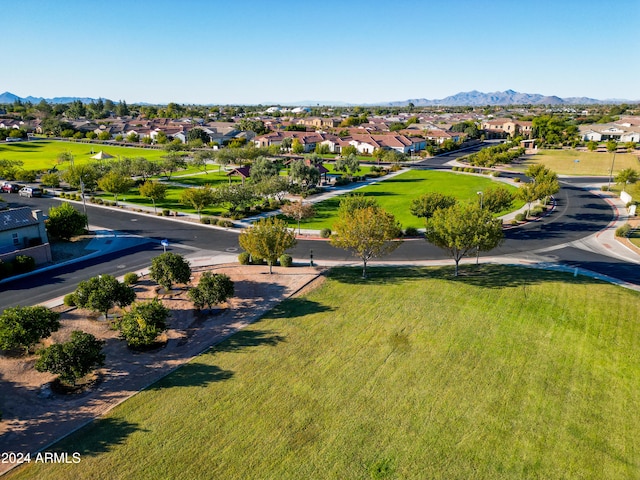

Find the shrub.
[
  {"left": 601, "top": 185, "right": 610, "bottom": 191},
  {"left": 531, "top": 206, "right": 545, "bottom": 216},
  {"left": 404, "top": 226, "right": 420, "bottom": 237},
  {"left": 162, "top": 209, "right": 170, "bottom": 216},
  {"left": 515, "top": 212, "right": 527, "bottom": 222},
  {"left": 0, "top": 260, "right": 13, "bottom": 279},
  {"left": 217, "top": 219, "right": 234, "bottom": 228},
  {"left": 511, "top": 219, "right": 519, "bottom": 225},
  {"left": 279, "top": 254, "right": 293, "bottom": 267},
  {"left": 12, "top": 255, "right": 35, "bottom": 274},
  {"left": 616, "top": 223, "right": 632, "bottom": 237},
  {"left": 200, "top": 216, "right": 211, "bottom": 225},
  {"left": 238, "top": 252, "right": 250, "bottom": 265},
  {"left": 63, "top": 293, "right": 76, "bottom": 307},
  {"left": 123, "top": 272, "right": 139, "bottom": 286},
  {"left": 320, "top": 228, "right": 332, "bottom": 239},
  {"left": 513, "top": 177, "right": 521, "bottom": 183},
  {"left": 492, "top": 171, "right": 501, "bottom": 177}
]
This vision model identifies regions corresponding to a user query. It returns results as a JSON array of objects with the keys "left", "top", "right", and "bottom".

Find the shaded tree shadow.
[
  {"left": 148, "top": 362, "right": 233, "bottom": 390},
  {"left": 329, "top": 265, "right": 603, "bottom": 289},
  {"left": 53, "top": 417, "right": 145, "bottom": 457},
  {"left": 265, "top": 298, "right": 335, "bottom": 319},
  {"left": 212, "top": 329, "right": 286, "bottom": 353}
]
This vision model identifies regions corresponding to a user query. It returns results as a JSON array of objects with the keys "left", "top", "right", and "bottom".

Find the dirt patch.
[
  {"left": 0, "top": 264, "right": 321, "bottom": 474},
  {"left": 49, "top": 235, "right": 97, "bottom": 263}
]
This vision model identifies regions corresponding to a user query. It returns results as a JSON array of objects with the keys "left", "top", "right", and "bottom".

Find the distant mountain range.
[
  {"left": 0, "top": 89, "right": 635, "bottom": 107},
  {"left": 383, "top": 90, "right": 636, "bottom": 107}
]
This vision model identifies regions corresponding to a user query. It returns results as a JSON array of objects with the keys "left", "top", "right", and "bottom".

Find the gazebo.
[{"left": 90, "top": 150, "right": 114, "bottom": 160}]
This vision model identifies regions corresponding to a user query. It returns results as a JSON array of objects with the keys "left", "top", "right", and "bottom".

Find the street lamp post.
[
  {"left": 476, "top": 191, "right": 483, "bottom": 265},
  {"left": 608, "top": 151, "right": 617, "bottom": 191}
]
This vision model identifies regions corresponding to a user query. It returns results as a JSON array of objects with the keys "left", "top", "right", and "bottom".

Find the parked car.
[
  {"left": 18, "top": 187, "right": 42, "bottom": 198},
  {"left": 1, "top": 183, "right": 21, "bottom": 193}
]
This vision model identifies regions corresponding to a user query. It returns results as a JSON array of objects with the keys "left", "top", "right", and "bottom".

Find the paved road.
[{"left": 0, "top": 173, "right": 634, "bottom": 309}]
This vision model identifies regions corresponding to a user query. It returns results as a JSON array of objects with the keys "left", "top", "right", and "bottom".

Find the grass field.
[
  {"left": 8, "top": 265, "right": 640, "bottom": 479},
  {"left": 0, "top": 140, "right": 168, "bottom": 171},
  {"left": 289, "top": 169, "right": 523, "bottom": 230},
  {"left": 508, "top": 148, "right": 640, "bottom": 176}
]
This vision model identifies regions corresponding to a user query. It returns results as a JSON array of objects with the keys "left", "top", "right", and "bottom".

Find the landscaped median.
[{"left": 6, "top": 265, "right": 640, "bottom": 479}]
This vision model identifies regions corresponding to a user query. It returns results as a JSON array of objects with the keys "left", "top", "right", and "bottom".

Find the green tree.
[
  {"left": 181, "top": 186, "right": 214, "bottom": 219},
  {"left": 188, "top": 272, "right": 235, "bottom": 310},
  {"left": 40, "top": 172, "right": 61, "bottom": 188},
  {"left": 73, "top": 274, "right": 136, "bottom": 319},
  {"left": 0, "top": 306, "right": 61, "bottom": 354},
  {"left": 425, "top": 203, "right": 503, "bottom": 276},
  {"left": 410, "top": 192, "right": 457, "bottom": 219},
  {"left": 615, "top": 168, "right": 638, "bottom": 191},
  {"left": 212, "top": 183, "right": 257, "bottom": 213},
  {"left": 62, "top": 163, "right": 101, "bottom": 191},
  {"left": 98, "top": 171, "right": 134, "bottom": 205},
  {"left": 250, "top": 157, "right": 280, "bottom": 183},
  {"left": 188, "top": 151, "right": 214, "bottom": 173},
  {"left": 160, "top": 153, "right": 187, "bottom": 180},
  {"left": 187, "top": 128, "right": 210, "bottom": 144},
  {"left": 335, "top": 153, "right": 360, "bottom": 179},
  {"left": 46, "top": 202, "right": 87, "bottom": 240},
  {"left": 341, "top": 145, "right": 358, "bottom": 157},
  {"left": 281, "top": 200, "right": 316, "bottom": 234},
  {"left": 97, "top": 130, "right": 112, "bottom": 141},
  {"left": 479, "top": 186, "right": 515, "bottom": 214},
  {"left": 239, "top": 217, "right": 297, "bottom": 274},
  {"left": 131, "top": 157, "right": 161, "bottom": 180},
  {"left": 254, "top": 176, "right": 290, "bottom": 202},
  {"left": 115, "top": 298, "right": 169, "bottom": 348},
  {"left": 516, "top": 182, "right": 539, "bottom": 214},
  {"left": 330, "top": 205, "right": 402, "bottom": 279},
  {"left": 606, "top": 139, "right": 618, "bottom": 153},
  {"left": 139, "top": 180, "right": 168, "bottom": 214},
  {"left": 291, "top": 138, "right": 305, "bottom": 154},
  {"left": 587, "top": 140, "right": 598, "bottom": 151},
  {"left": 149, "top": 252, "right": 192, "bottom": 290},
  {"left": 35, "top": 331, "right": 105, "bottom": 386},
  {"left": 289, "top": 160, "right": 320, "bottom": 190}
]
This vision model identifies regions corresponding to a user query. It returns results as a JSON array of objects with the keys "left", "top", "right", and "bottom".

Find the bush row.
[{"left": 0, "top": 255, "right": 36, "bottom": 279}]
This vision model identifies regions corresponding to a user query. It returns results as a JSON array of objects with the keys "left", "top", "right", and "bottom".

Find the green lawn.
[
  {"left": 9, "top": 265, "right": 640, "bottom": 479},
  {"left": 508, "top": 148, "right": 640, "bottom": 176},
  {"left": 0, "top": 140, "right": 168, "bottom": 171},
  {"left": 294, "top": 169, "right": 523, "bottom": 230}
]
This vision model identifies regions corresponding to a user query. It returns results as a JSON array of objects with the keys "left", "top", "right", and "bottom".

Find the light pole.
[
  {"left": 476, "top": 191, "right": 483, "bottom": 265},
  {"left": 607, "top": 150, "right": 617, "bottom": 191}
]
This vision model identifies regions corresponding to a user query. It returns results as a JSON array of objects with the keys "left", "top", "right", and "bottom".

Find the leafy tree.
[
  {"left": 0, "top": 306, "right": 61, "bottom": 354},
  {"left": 181, "top": 186, "right": 214, "bottom": 219},
  {"left": 131, "top": 157, "right": 161, "bottom": 180},
  {"left": 281, "top": 200, "right": 316, "bottom": 234},
  {"left": 159, "top": 153, "right": 187, "bottom": 180},
  {"left": 606, "top": 139, "right": 618, "bottom": 153},
  {"left": 73, "top": 274, "right": 136, "bottom": 318},
  {"left": 341, "top": 145, "right": 358, "bottom": 157},
  {"left": 40, "top": 172, "right": 60, "bottom": 188},
  {"left": 615, "top": 168, "right": 638, "bottom": 191},
  {"left": 57, "top": 151, "right": 74, "bottom": 165},
  {"left": 116, "top": 100, "right": 130, "bottom": 117},
  {"left": 46, "top": 202, "right": 87, "bottom": 240},
  {"left": 212, "top": 183, "right": 257, "bottom": 213},
  {"left": 115, "top": 298, "right": 169, "bottom": 348},
  {"left": 139, "top": 180, "right": 168, "bottom": 213},
  {"left": 587, "top": 141, "right": 598, "bottom": 151},
  {"left": 254, "top": 176, "right": 289, "bottom": 202},
  {"left": 239, "top": 217, "right": 297, "bottom": 274},
  {"left": 188, "top": 151, "right": 214, "bottom": 173},
  {"left": 339, "top": 193, "right": 379, "bottom": 215},
  {"left": 98, "top": 171, "right": 134, "bottom": 205},
  {"left": 238, "top": 119, "right": 268, "bottom": 135},
  {"left": 35, "top": 331, "right": 105, "bottom": 386},
  {"left": 425, "top": 203, "right": 503, "bottom": 276},
  {"left": 250, "top": 157, "right": 280, "bottom": 183},
  {"left": 410, "top": 192, "right": 457, "bottom": 219},
  {"left": 330, "top": 205, "right": 402, "bottom": 278},
  {"left": 335, "top": 153, "right": 360, "bottom": 179},
  {"left": 187, "top": 128, "right": 210, "bottom": 144},
  {"left": 289, "top": 160, "right": 320, "bottom": 190},
  {"left": 149, "top": 252, "right": 192, "bottom": 290},
  {"left": 291, "top": 138, "right": 304, "bottom": 154},
  {"left": 188, "top": 272, "right": 235, "bottom": 310},
  {"left": 97, "top": 130, "right": 112, "bottom": 141},
  {"left": 516, "top": 182, "right": 539, "bottom": 214},
  {"left": 62, "top": 163, "right": 101, "bottom": 191},
  {"left": 479, "top": 186, "right": 515, "bottom": 214}
]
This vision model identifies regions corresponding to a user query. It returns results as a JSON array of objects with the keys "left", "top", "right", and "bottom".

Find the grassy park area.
[
  {"left": 509, "top": 148, "right": 640, "bottom": 176},
  {"left": 288, "top": 169, "right": 523, "bottom": 230},
  {"left": 0, "top": 140, "right": 167, "bottom": 171},
  {"left": 8, "top": 265, "right": 640, "bottom": 479}
]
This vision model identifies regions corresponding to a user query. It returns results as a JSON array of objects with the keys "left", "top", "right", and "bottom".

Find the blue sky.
[{"left": 3, "top": 0, "right": 639, "bottom": 104}]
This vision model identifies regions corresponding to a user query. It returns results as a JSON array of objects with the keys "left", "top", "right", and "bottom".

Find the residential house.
[{"left": 0, "top": 208, "right": 51, "bottom": 266}]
